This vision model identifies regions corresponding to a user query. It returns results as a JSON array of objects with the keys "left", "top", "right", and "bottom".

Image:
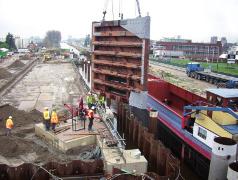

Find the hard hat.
[
  {"left": 91, "top": 106, "right": 95, "bottom": 110},
  {"left": 9, "top": 116, "right": 12, "bottom": 119},
  {"left": 44, "top": 107, "right": 48, "bottom": 110}
]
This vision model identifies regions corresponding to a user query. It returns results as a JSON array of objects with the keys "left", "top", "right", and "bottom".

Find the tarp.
[
  {"left": 0, "top": 48, "right": 8, "bottom": 52},
  {"left": 219, "top": 53, "right": 227, "bottom": 59}
]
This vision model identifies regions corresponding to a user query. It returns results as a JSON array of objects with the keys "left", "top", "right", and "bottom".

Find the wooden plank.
[{"left": 64, "top": 133, "right": 100, "bottom": 136}]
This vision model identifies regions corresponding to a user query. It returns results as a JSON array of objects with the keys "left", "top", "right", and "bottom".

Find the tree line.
[{"left": 0, "top": 33, "right": 17, "bottom": 50}]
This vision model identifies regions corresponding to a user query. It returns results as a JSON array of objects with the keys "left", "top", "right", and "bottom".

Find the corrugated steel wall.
[
  {"left": 0, "top": 159, "right": 103, "bottom": 180},
  {"left": 117, "top": 103, "right": 180, "bottom": 179}
]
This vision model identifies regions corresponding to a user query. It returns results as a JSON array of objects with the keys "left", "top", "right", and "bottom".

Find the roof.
[
  {"left": 207, "top": 88, "right": 238, "bottom": 98},
  {"left": 222, "top": 124, "right": 238, "bottom": 135}
]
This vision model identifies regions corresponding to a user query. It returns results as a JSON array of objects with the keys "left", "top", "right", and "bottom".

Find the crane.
[
  {"left": 135, "top": 0, "right": 141, "bottom": 17},
  {"left": 102, "top": 0, "right": 142, "bottom": 21}
]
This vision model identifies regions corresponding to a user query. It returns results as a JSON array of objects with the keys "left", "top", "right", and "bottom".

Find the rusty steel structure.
[
  {"left": 117, "top": 103, "right": 181, "bottom": 178},
  {"left": 0, "top": 159, "right": 104, "bottom": 180},
  {"left": 91, "top": 16, "right": 150, "bottom": 102}
]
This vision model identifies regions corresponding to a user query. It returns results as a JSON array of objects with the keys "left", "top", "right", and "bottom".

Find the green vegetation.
[
  {"left": 0, "top": 51, "right": 7, "bottom": 58},
  {"left": 151, "top": 58, "right": 238, "bottom": 76},
  {"left": 6, "top": 33, "right": 16, "bottom": 50},
  {"left": 44, "top": 30, "right": 61, "bottom": 48},
  {"left": 0, "top": 41, "right": 9, "bottom": 49}
]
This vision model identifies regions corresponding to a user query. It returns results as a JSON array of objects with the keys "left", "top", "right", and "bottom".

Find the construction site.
[
  {"left": 0, "top": 12, "right": 184, "bottom": 179},
  {"left": 1, "top": 1, "right": 238, "bottom": 180}
]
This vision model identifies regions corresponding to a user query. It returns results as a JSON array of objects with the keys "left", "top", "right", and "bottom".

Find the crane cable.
[
  {"left": 119, "top": 0, "right": 123, "bottom": 19},
  {"left": 119, "top": 0, "right": 121, "bottom": 18},
  {"left": 102, "top": 0, "right": 109, "bottom": 21},
  {"left": 111, "top": 0, "right": 114, "bottom": 20}
]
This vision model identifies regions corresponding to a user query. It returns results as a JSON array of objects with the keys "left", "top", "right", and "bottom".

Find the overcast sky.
[{"left": 0, "top": 0, "right": 237, "bottom": 42}]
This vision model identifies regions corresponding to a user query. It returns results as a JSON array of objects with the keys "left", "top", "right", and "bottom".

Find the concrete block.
[
  {"left": 96, "top": 136, "right": 148, "bottom": 174},
  {"left": 35, "top": 123, "right": 97, "bottom": 152}
]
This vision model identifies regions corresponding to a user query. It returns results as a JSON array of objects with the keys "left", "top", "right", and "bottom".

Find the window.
[{"left": 198, "top": 127, "right": 207, "bottom": 140}]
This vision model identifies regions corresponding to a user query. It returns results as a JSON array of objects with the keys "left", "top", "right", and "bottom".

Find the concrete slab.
[
  {"left": 35, "top": 100, "right": 53, "bottom": 112},
  {"left": 35, "top": 122, "right": 97, "bottom": 152},
  {"left": 1, "top": 62, "right": 83, "bottom": 111},
  {"left": 18, "top": 100, "right": 37, "bottom": 112},
  {"left": 38, "top": 93, "right": 53, "bottom": 101},
  {"left": 40, "top": 86, "right": 55, "bottom": 93}
]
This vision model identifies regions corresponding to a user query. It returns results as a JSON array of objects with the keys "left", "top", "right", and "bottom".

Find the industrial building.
[{"left": 155, "top": 38, "right": 222, "bottom": 60}]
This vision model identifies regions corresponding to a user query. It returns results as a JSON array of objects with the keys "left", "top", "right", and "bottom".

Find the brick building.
[{"left": 156, "top": 38, "right": 222, "bottom": 60}]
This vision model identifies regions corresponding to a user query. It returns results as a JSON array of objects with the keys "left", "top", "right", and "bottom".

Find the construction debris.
[
  {"left": 53, "top": 125, "right": 70, "bottom": 135},
  {"left": 8, "top": 60, "right": 25, "bottom": 68}
]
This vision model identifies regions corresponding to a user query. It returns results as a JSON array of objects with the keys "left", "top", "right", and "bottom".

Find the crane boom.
[{"left": 135, "top": 0, "right": 141, "bottom": 17}]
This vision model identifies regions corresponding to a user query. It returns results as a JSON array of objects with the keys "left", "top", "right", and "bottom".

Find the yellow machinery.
[{"left": 43, "top": 53, "right": 52, "bottom": 62}]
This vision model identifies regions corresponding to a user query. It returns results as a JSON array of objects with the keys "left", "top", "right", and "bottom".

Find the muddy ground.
[
  {"left": 0, "top": 68, "right": 12, "bottom": 79},
  {"left": 0, "top": 104, "right": 98, "bottom": 166}
]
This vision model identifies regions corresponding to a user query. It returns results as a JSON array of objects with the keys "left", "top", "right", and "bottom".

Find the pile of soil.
[
  {"left": 0, "top": 68, "right": 12, "bottom": 79},
  {"left": 8, "top": 60, "right": 25, "bottom": 68},
  {"left": 0, "top": 104, "right": 43, "bottom": 131},
  {"left": 0, "top": 136, "right": 44, "bottom": 157},
  {"left": 0, "top": 104, "right": 101, "bottom": 165}
]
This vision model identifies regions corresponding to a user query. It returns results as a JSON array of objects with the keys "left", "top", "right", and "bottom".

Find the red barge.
[{"left": 147, "top": 74, "right": 238, "bottom": 179}]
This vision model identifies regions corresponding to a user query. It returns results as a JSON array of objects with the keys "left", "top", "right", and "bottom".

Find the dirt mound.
[
  {"left": 0, "top": 68, "right": 12, "bottom": 79},
  {"left": 8, "top": 60, "right": 25, "bottom": 68},
  {"left": 0, "top": 104, "right": 43, "bottom": 131},
  {"left": 0, "top": 136, "right": 36, "bottom": 157}
]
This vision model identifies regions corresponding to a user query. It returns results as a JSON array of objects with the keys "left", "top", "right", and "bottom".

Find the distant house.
[{"left": 18, "top": 48, "right": 30, "bottom": 53}]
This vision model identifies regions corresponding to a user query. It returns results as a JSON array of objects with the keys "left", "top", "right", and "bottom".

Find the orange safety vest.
[
  {"left": 6, "top": 118, "right": 13, "bottom": 129},
  {"left": 51, "top": 111, "right": 58, "bottom": 124},
  {"left": 88, "top": 110, "right": 94, "bottom": 118}
]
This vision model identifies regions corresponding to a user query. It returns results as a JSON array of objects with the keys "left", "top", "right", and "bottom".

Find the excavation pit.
[{"left": 35, "top": 119, "right": 106, "bottom": 152}]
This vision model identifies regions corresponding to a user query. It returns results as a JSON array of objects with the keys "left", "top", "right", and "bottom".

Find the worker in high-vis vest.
[
  {"left": 6, "top": 116, "right": 13, "bottom": 136},
  {"left": 98, "top": 93, "right": 105, "bottom": 109},
  {"left": 51, "top": 109, "right": 58, "bottom": 131},
  {"left": 43, "top": 107, "right": 50, "bottom": 131},
  {"left": 86, "top": 92, "right": 93, "bottom": 109},
  {"left": 88, "top": 107, "right": 94, "bottom": 131}
]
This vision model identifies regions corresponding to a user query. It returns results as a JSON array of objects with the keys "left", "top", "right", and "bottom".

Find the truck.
[{"left": 186, "top": 62, "right": 238, "bottom": 88}]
